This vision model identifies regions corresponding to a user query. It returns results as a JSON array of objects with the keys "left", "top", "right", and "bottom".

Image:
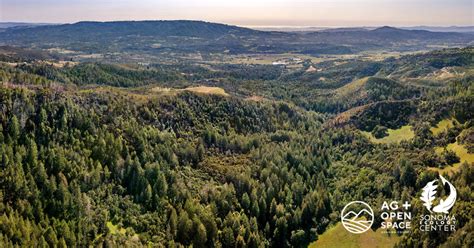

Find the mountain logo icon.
[{"left": 341, "top": 201, "right": 374, "bottom": 234}]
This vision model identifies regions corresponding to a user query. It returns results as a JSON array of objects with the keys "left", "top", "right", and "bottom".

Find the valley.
[{"left": 0, "top": 21, "right": 472, "bottom": 248}]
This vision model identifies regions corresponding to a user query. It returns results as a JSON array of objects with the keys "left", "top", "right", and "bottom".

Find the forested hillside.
[{"left": 0, "top": 39, "right": 473, "bottom": 247}]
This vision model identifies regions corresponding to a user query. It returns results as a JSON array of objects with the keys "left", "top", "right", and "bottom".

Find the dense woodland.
[{"left": 0, "top": 37, "right": 473, "bottom": 248}]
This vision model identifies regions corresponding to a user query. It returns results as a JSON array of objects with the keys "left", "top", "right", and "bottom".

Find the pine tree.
[
  {"left": 221, "top": 227, "right": 235, "bottom": 247},
  {"left": 169, "top": 207, "right": 178, "bottom": 237},
  {"left": 193, "top": 220, "right": 207, "bottom": 247},
  {"left": 241, "top": 192, "right": 250, "bottom": 211},
  {"left": 8, "top": 116, "right": 20, "bottom": 141}
]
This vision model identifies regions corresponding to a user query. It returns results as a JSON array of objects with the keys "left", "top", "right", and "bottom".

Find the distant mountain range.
[
  {"left": 401, "top": 26, "right": 474, "bottom": 33},
  {"left": 0, "top": 21, "right": 261, "bottom": 38},
  {"left": 0, "top": 21, "right": 472, "bottom": 61},
  {"left": 0, "top": 22, "right": 54, "bottom": 29},
  {"left": 255, "top": 25, "right": 474, "bottom": 33},
  {"left": 2, "top": 21, "right": 473, "bottom": 33}
]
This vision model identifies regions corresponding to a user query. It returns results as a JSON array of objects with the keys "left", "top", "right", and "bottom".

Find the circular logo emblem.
[{"left": 341, "top": 201, "right": 374, "bottom": 234}]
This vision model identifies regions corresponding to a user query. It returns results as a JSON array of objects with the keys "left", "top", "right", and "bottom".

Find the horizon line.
[{"left": 1, "top": 20, "right": 473, "bottom": 29}]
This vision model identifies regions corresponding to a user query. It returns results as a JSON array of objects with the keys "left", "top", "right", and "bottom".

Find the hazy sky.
[{"left": 1, "top": 0, "right": 472, "bottom": 27}]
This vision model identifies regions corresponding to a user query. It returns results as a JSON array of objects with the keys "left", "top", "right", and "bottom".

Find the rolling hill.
[
  {"left": 0, "top": 28, "right": 473, "bottom": 247},
  {"left": 0, "top": 20, "right": 263, "bottom": 41},
  {"left": 0, "top": 21, "right": 472, "bottom": 60}
]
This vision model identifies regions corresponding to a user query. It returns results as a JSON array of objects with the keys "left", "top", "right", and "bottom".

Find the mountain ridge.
[
  {"left": 2, "top": 20, "right": 263, "bottom": 38},
  {"left": 1, "top": 21, "right": 471, "bottom": 59}
]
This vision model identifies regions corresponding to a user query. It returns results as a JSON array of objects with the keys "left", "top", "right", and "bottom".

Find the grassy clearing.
[
  {"left": 425, "top": 67, "right": 471, "bottom": 81},
  {"left": 150, "top": 86, "right": 177, "bottom": 96},
  {"left": 432, "top": 142, "right": 474, "bottom": 174},
  {"left": 226, "top": 53, "right": 322, "bottom": 65},
  {"left": 361, "top": 125, "right": 414, "bottom": 144},
  {"left": 430, "top": 118, "right": 458, "bottom": 135},
  {"left": 221, "top": 53, "right": 369, "bottom": 65},
  {"left": 245, "top": 95, "right": 266, "bottom": 102},
  {"left": 309, "top": 223, "right": 400, "bottom": 248},
  {"left": 335, "top": 77, "right": 369, "bottom": 98},
  {"left": 150, "top": 86, "right": 229, "bottom": 96},
  {"left": 184, "top": 86, "right": 229, "bottom": 96}
]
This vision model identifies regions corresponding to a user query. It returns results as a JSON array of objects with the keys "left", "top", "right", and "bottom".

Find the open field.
[
  {"left": 150, "top": 86, "right": 229, "bottom": 96},
  {"left": 335, "top": 77, "right": 369, "bottom": 98},
  {"left": 432, "top": 142, "right": 474, "bottom": 174},
  {"left": 361, "top": 125, "right": 415, "bottom": 144},
  {"left": 220, "top": 50, "right": 412, "bottom": 66},
  {"left": 225, "top": 53, "right": 323, "bottom": 65},
  {"left": 185, "top": 86, "right": 229, "bottom": 96},
  {"left": 430, "top": 118, "right": 458, "bottom": 135},
  {"left": 309, "top": 223, "right": 400, "bottom": 248},
  {"left": 245, "top": 95, "right": 267, "bottom": 102}
]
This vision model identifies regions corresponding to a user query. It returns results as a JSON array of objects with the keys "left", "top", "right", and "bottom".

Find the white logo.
[
  {"left": 341, "top": 201, "right": 374, "bottom": 234},
  {"left": 420, "top": 175, "right": 457, "bottom": 214}
]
